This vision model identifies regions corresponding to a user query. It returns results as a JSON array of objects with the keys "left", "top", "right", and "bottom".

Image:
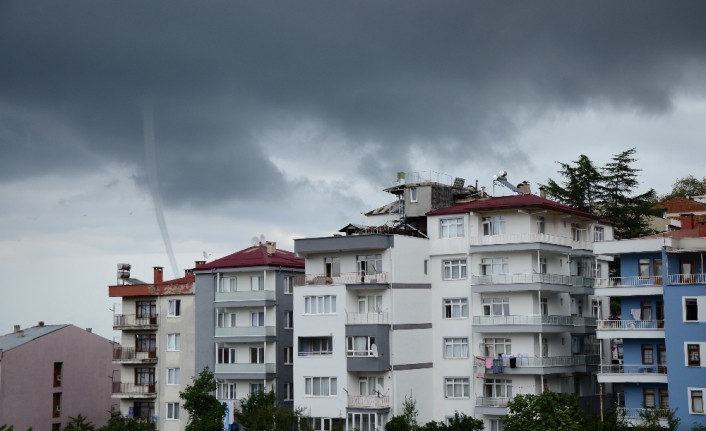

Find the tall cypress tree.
[{"left": 543, "top": 154, "right": 603, "bottom": 213}]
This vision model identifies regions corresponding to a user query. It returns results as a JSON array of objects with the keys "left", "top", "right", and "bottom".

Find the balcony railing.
[
  {"left": 111, "top": 382, "right": 157, "bottom": 395},
  {"left": 469, "top": 233, "right": 592, "bottom": 250},
  {"left": 214, "top": 363, "right": 275, "bottom": 373},
  {"left": 215, "top": 326, "right": 275, "bottom": 337},
  {"left": 347, "top": 395, "right": 390, "bottom": 409},
  {"left": 472, "top": 273, "right": 595, "bottom": 287},
  {"left": 597, "top": 320, "right": 664, "bottom": 330},
  {"left": 667, "top": 273, "right": 706, "bottom": 285},
  {"left": 572, "top": 316, "right": 598, "bottom": 327},
  {"left": 599, "top": 364, "right": 667, "bottom": 374},
  {"left": 594, "top": 276, "right": 663, "bottom": 288},
  {"left": 113, "top": 314, "right": 158, "bottom": 328},
  {"left": 215, "top": 290, "right": 275, "bottom": 302},
  {"left": 294, "top": 272, "right": 389, "bottom": 286},
  {"left": 346, "top": 312, "right": 389, "bottom": 324},
  {"left": 473, "top": 315, "right": 596, "bottom": 326},
  {"left": 475, "top": 397, "right": 510, "bottom": 407},
  {"left": 618, "top": 407, "right": 671, "bottom": 419},
  {"left": 485, "top": 355, "right": 600, "bottom": 367},
  {"left": 112, "top": 347, "right": 157, "bottom": 361}
]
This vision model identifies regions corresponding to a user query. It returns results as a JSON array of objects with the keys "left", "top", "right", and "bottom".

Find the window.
[
  {"left": 52, "top": 424, "right": 61, "bottom": 431},
  {"left": 639, "top": 259, "right": 650, "bottom": 278},
  {"left": 444, "top": 338, "right": 469, "bottom": 358},
  {"left": 304, "top": 377, "right": 337, "bottom": 396},
  {"left": 444, "top": 298, "right": 468, "bottom": 319},
  {"left": 424, "top": 260, "right": 428, "bottom": 275},
  {"left": 167, "top": 334, "right": 181, "bottom": 351},
  {"left": 219, "top": 278, "right": 236, "bottom": 292},
  {"left": 166, "top": 402, "right": 180, "bottom": 420},
  {"left": 347, "top": 413, "right": 377, "bottom": 431},
  {"left": 641, "top": 301, "right": 653, "bottom": 321},
  {"left": 445, "top": 378, "right": 470, "bottom": 398},
  {"left": 136, "top": 300, "right": 156, "bottom": 319},
  {"left": 284, "top": 347, "right": 293, "bottom": 364},
  {"left": 592, "top": 300, "right": 602, "bottom": 319},
  {"left": 284, "top": 383, "right": 294, "bottom": 401},
  {"left": 489, "top": 419, "right": 504, "bottom": 431},
  {"left": 135, "top": 334, "right": 156, "bottom": 356},
  {"left": 251, "top": 276, "right": 264, "bottom": 291},
  {"left": 304, "top": 295, "right": 337, "bottom": 314},
  {"left": 230, "top": 313, "right": 237, "bottom": 327},
  {"left": 484, "top": 378, "right": 512, "bottom": 398},
  {"left": 133, "top": 402, "right": 155, "bottom": 419},
  {"left": 594, "top": 226, "right": 604, "bottom": 241},
  {"left": 53, "top": 362, "right": 63, "bottom": 387},
  {"left": 229, "top": 278, "right": 237, "bottom": 291},
  {"left": 536, "top": 216, "right": 545, "bottom": 234},
  {"left": 52, "top": 392, "right": 61, "bottom": 418},
  {"left": 284, "top": 276, "right": 294, "bottom": 294},
  {"left": 642, "top": 344, "right": 654, "bottom": 365},
  {"left": 541, "top": 298, "right": 548, "bottom": 316},
  {"left": 168, "top": 299, "right": 181, "bottom": 317},
  {"left": 480, "top": 258, "right": 509, "bottom": 276},
  {"left": 654, "top": 259, "right": 662, "bottom": 281},
  {"left": 284, "top": 311, "right": 293, "bottom": 329},
  {"left": 688, "top": 344, "right": 701, "bottom": 366},
  {"left": 483, "top": 298, "right": 510, "bottom": 316},
  {"left": 358, "top": 295, "right": 383, "bottom": 313},
  {"left": 250, "top": 347, "right": 265, "bottom": 364},
  {"left": 482, "top": 216, "right": 506, "bottom": 236},
  {"left": 324, "top": 257, "right": 341, "bottom": 277},
  {"left": 690, "top": 390, "right": 704, "bottom": 414},
  {"left": 357, "top": 255, "right": 382, "bottom": 274},
  {"left": 571, "top": 222, "right": 581, "bottom": 241},
  {"left": 299, "top": 337, "right": 333, "bottom": 356},
  {"left": 347, "top": 336, "right": 376, "bottom": 357},
  {"left": 359, "top": 376, "right": 384, "bottom": 395},
  {"left": 217, "top": 347, "right": 236, "bottom": 364},
  {"left": 218, "top": 383, "right": 236, "bottom": 399},
  {"left": 542, "top": 338, "right": 549, "bottom": 358},
  {"left": 167, "top": 368, "right": 180, "bottom": 385},
  {"left": 250, "top": 383, "right": 265, "bottom": 395},
  {"left": 135, "top": 368, "right": 156, "bottom": 386},
  {"left": 251, "top": 311, "right": 265, "bottom": 326},
  {"left": 484, "top": 338, "right": 511, "bottom": 357},
  {"left": 410, "top": 187, "right": 418, "bottom": 202},
  {"left": 217, "top": 312, "right": 237, "bottom": 328},
  {"left": 443, "top": 260, "right": 467, "bottom": 279},
  {"left": 660, "top": 389, "right": 669, "bottom": 410},
  {"left": 658, "top": 344, "right": 667, "bottom": 365},
  {"left": 441, "top": 218, "right": 464, "bottom": 238},
  {"left": 539, "top": 258, "right": 547, "bottom": 274},
  {"left": 643, "top": 388, "right": 656, "bottom": 408},
  {"left": 686, "top": 298, "right": 698, "bottom": 321}
]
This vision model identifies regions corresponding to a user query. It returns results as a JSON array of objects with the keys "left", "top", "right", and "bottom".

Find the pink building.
[{"left": 0, "top": 323, "right": 119, "bottom": 430}]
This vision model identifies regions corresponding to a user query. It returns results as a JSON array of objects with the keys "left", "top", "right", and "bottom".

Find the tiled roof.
[
  {"left": 653, "top": 197, "right": 706, "bottom": 213},
  {"left": 426, "top": 194, "right": 602, "bottom": 220},
  {"left": 642, "top": 227, "right": 704, "bottom": 239},
  {"left": 0, "top": 325, "right": 68, "bottom": 352},
  {"left": 365, "top": 201, "right": 401, "bottom": 216},
  {"left": 197, "top": 245, "right": 304, "bottom": 270}
]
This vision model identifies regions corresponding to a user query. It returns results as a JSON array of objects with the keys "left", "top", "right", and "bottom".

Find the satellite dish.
[
  {"left": 202, "top": 251, "right": 210, "bottom": 260},
  {"left": 251, "top": 237, "right": 260, "bottom": 246},
  {"left": 259, "top": 234, "right": 266, "bottom": 243}
]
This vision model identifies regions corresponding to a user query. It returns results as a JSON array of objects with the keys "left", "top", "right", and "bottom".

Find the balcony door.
[
  {"left": 656, "top": 301, "right": 664, "bottom": 328},
  {"left": 660, "top": 389, "right": 669, "bottom": 410},
  {"left": 641, "top": 301, "right": 653, "bottom": 321},
  {"left": 359, "top": 376, "right": 384, "bottom": 396},
  {"left": 136, "top": 300, "right": 156, "bottom": 322}
]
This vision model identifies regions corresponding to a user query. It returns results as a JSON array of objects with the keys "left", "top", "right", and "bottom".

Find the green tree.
[
  {"left": 660, "top": 175, "right": 706, "bottom": 201},
  {"left": 502, "top": 391, "right": 584, "bottom": 431},
  {"left": 97, "top": 413, "right": 155, "bottom": 431},
  {"left": 179, "top": 367, "right": 226, "bottom": 431},
  {"left": 385, "top": 395, "right": 420, "bottom": 431},
  {"left": 690, "top": 422, "right": 706, "bottom": 431},
  {"left": 63, "top": 415, "right": 95, "bottom": 431},
  {"left": 442, "top": 412, "right": 484, "bottom": 431},
  {"left": 1, "top": 426, "right": 33, "bottom": 431},
  {"left": 543, "top": 154, "right": 604, "bottom": 213},
  {"left": 631, "top": 404, "right": 679, "bottom": 431},
  {"left": 233, "top": 389, "right": 311, "bottom": 431}
]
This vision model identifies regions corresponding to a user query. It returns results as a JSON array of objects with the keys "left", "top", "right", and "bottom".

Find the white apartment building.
[{"left": 109, "top": 266, "right": 196, "bottom": 429}]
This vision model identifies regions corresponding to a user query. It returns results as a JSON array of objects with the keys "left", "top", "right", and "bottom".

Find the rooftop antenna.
[
  {"left": 251, "top": 236, "right": 260, "bottom": 246},
  {"left": 493, "top": 170, "right": 523, "bottom": 195},
  {"left": 259, "top": 234, "right": 267, "bottom": 243},
  {"left": 202, "top": 251, "right": 211, "bottom": 260}
]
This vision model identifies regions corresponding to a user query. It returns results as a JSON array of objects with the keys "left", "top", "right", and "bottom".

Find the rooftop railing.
[
  {"left": 594, "top": 276, "right": 663, "bottom": 288},
  {"left": 667, "top": 274, "right": 706, "bottom": 285},
  {"left": 113, "top": 314, "right": 158, "bottom": 328},
  {"left": 475, "top": 397, "right": 511, "bottom": 407},
  {"left": 294, "top": 272, "right": 389, "bottom": 286},
  {"left": 347, "top": 394, "right": 390, "bottom": 409},
  {"left": 599, "top": 364, "right": 667, "bottom": 374},
  {"left": 469, "top": 233, "right": 592, "bottom": 250},
  {"left": 472, "top": 273, "right": 595, "bottom": 287},
  {"left": 597, "top": 320, "right": 664, "bottom": 330},
  {"left": 346, "top": 312, "right": 389, "bottom": 324}
]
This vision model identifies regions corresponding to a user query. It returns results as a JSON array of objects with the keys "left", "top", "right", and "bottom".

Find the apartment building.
[
  {"left": 109, "top": 265, "right": 195, "bottom": 429},
  {"left": 193, "top": 242, "right": 304, "bottom": 424},
  {"left": 594, "top": 213, "right": 706, "bottom": 427},
  {"left": 0, "top": 323, "right": 118, "bottom": 430}
]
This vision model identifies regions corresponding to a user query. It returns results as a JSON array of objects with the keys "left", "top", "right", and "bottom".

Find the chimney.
[
  {"left": 539, "top": 186, "right": 546, "bottom": 199},
  {"left": 38, "top": 321, "right": 44, "bottom": 327},
  {"left": 86, "top": 328, "right": 92, "bottom": 333},
  {"left": 265, "top": 241, "right": 277, "bottom": 255},
  {"left": 517, "top": 182, "right": 531, "bottom": 194},
  {"left": 153, "top": 267, "right": 164, "bottom": 284},
  {"left": 699, "top": 221, "right": 706, "bottom": 238},
  {"left": 185, "top": 268, "right": 194, "bottom": 276},
  {"left": 681, "top": 213, "right": 695, "bottom": 230},
  {"left": 17, "top": 330, "right": 24, "bottom": 338},
  {"left": 13, "top": 325, "right": 20, "bottom": 333},
  {"left": 194, "top": 261, "right": 206, "bottom": 268}
]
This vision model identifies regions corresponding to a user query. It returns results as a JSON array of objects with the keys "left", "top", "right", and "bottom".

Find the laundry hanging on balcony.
[
  {"left": 631, "top": 309, "right": 641, "bottom": 321},
  {"left": 475, "top": 357, "right": 486, "bottom": 379},
  {"left": 492, "top": 358, "right": 504, "bottom": 374}
]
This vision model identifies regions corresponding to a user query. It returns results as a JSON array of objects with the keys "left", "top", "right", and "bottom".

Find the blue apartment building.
[{"left": 595, "top": 214, "right": 706, "bottom": 428}]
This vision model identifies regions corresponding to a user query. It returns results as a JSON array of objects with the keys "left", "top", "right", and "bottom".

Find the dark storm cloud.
[{"left": 1, "top": 1, "right": 705, "bottom": 206}]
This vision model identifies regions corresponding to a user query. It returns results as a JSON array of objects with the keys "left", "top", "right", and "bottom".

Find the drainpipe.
[{"left": 389, "top": 246, "right": 396, "bottom": 416}]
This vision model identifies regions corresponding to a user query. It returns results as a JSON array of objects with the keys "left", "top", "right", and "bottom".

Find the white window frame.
[
  {"left": 482, "top": 216, "right": 506, "bottom": 236},
  {"left": 440, "top": 218, "right": 464, "bottom": 238},
  {"left": 166, "top": 402, "right": 180, "bottom": 420},
  {"left": 284, "top": 383, "right": 294, "bottom": 401},
  {"left": 250, "top": 383, "right": 264, "bottom": 395},
  {"left": 284, "top": 311, "right": 293, "bottom": 329},
  {"left": 444, "top": 298, "right": 469, "bottom": 319},
  {"left": 167, "top": 368, "right": 180, "bottom": 385},
  {"left": 251, "top": 311, "right": 265, "bottom": 327},
  {"left": 346, "top": 336, "right": 376, "bottom": 357},
  {"left": 358, "top": 376, "right": 384, "bottom": 396},
  {"left": 218, "top": 383, "right": 237, "bottom": 400},
  {"left": 685, "top": 343, "right": 703, "bottom": 367},
  {"left": 284, "top": 276, "right": 294, "bottom": 294},
  {"left": 250, "top": 347, "right": 265, "bottom": 364},
  {"left": 594, "top": 226, "right": 605, "bottom": 241},
  {"left": 444, "top": 338, "right": 469, "bottom": 359},
  {"left": 304, "top": 295, "right": 337, "bottom": 315},
  {"left": 484, "top": 338, "right": 511, "bottom": 357},
  {"left": 484, "top": 378, "right": 513, "bottom": 398},
  {"left": 284, "top": 347, "right": 293, "bottom": 364},
  {"left": 358, "top": 295, "right": 383, "bottom": 313},
  {"left": 444, "top": 377, "right": 470, "bottom": 398},
  {"left": 489, "top": 419, "right": 504, "bottom": 431},
  {"left": 410, "top": 187, "right": 418, "bottom": 202},
  {"left": 298, "top": 337, "right": 333, "bottom": 357},
  {"left": 168, "top": 299, "right": 181, "bottom": 317},
  {"left": 480, "top": 257, "right": 509, "bottom": 276},
  {"left": 684, "top": 297, "right": 702, "bottom": 322},
  {"left": 304, "top": 377, "right": 338, "bottom": 397},
  {"left": 536, "top": 216, "right": 545, "bottom": 234},
  {"left": 483, "top": 298, "right": 510, "bottom": 316},
  {"left": 167, "top": 334, "right": 181, "bottom": 351},
  {"left": 217, "top": 347, "right": 236, "bottom": 364},
  {"left": 443, "top": 260, "right": 467, "bottom": 280},
  {"left": 251, "top": 276, "right": 264, "bottom": 291},
  {"left": 689, "top": 388, "right": 705, "bottom": 414}
]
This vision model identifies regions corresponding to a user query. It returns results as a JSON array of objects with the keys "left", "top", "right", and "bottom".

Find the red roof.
[
  {"left": 196, "top": 245, "right": 304, "bottom": 270},
  {"left": 165, "top": 274, "right": 195, "bottom": 284},
  {"left": 641, "top": 228, "right": 702, "bottom": 239},
  {"left": 426, "top": 194, "right": 602, "bottom": 220},
  {"left": 653, "top": 197, "right": 706, "bottom": 213}
]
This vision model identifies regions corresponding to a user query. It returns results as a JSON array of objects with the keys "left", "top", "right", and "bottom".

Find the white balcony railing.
[
  {"left": 347, "top": 395, "right": 390, "bottom": 409},
  {"left": 347, "top": 312, "right": 389, "bottom": 324},
  {"left": 215, "top": 326, "right": 276, "bottom": 337},
  {"left": 482, "top": 355, "right": 600, "bottom": 367},
  {"left": 597, "top": 320, "right": 664, "bottom": 330},
  {"left": 214, "top": 363, "right": 275, "bottom": 373},
  {"left": 295, "top": 272, "right": 389, "bottom": 286},
  {"left": 475, "top": 397, "right": 510, "bottom": 407},
  {"left": 472, "top": 273, "right": 594, "bottom": 287},
  {"left": 469, "top": 233, "right": 592, "bottom": 250},
  {"left": 215, "top": 290, "right": 275, "bottom": 302},
  {"left": 599, "top": 364, "right": 667, "bottom": 374},
  {"left": 618, "top": 407, "right": 671, "bottom": 419},
  {"left": 667, "top": 273, "right": 706, "bottom": 285},
  {"left": 594, "top": 276, "right": 663, "bottom": 288},
  {"left": 473, "top": 315, "right": 596, "bottom": 326}
]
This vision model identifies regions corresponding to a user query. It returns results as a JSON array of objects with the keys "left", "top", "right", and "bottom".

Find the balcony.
[
  {"left": 618, "top": 407, "right": 671, "bottom": 426},
  {"left": 667, "top": 273, "right": 706, "bottom": 285},
  {"left": 111, "top": 382, "right": 157, "bottom": 398},
  {"left": 294, "top": 272, "right": 389, "bottom": 288},
  {"left": 347, "top": 312, "right": 390, "bottom": 325},
  {"left": 594, "top": 277, "right": 663, "bottom": 296},
  {"left": 113, "top": 314, "right": 158, "bottom": 330},
  {"left": 469, "top": 233, "right": 592, "bottom": 251},
  {"left": 112, "top": 347, "right": 157, "bottom": 364},
  {"left": 214, "top": 363, "right": 275, "bottom": 374},
  {"left": 596, "top": 320, "right": 665, "bottom": 339},
  {"left": 215, "top": 326, "right": 275, "bottom": 339},
  {"left": 472, "top": 273, "right": 594, "bottom": 293},
  {"left": 472, "top": 315, "right": 596, "bottom": 333},
  {"left": 215, "top": 290, "right": 275, "bottom": 303},
  {"left": 481, "top": 355, "right": 600, "bottom": 374},
  {"left": 347, "top": 394, "right": 390, "bottom": 410},
  {"left": 597, "top": 364, "right": 668, "bottom": 384},
  {"left": 474, "top": 397, "right": 510, "bottom": 415}
]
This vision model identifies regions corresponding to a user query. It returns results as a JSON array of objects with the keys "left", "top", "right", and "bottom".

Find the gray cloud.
[{"left": 1, "top": 1, "right": 705, "bottom": 207}]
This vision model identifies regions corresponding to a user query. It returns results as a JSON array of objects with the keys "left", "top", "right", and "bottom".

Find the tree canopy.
[
  {"left": 502, "top": 391, "right": 585, "bottom": 431},
  {"left": 234, "top": 389, "right": 311, "bottom": 431},
  {"left": 97, "top": 413, "right": 154, "bottom": 431},
  {"left": 179, "top": 367, "right": 226, "bottom": 431},
  {"left": 659, "top": 174, "right": 706, "bottom": 201}
]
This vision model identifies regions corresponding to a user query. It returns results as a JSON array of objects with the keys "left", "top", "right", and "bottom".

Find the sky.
[{"left": 1, "top": 1, "right": 706, "bottom": 340}]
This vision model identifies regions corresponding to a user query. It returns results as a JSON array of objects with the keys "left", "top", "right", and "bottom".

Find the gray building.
[{"left": 193, "top": 241, "right": 304, "bottom": 422}]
